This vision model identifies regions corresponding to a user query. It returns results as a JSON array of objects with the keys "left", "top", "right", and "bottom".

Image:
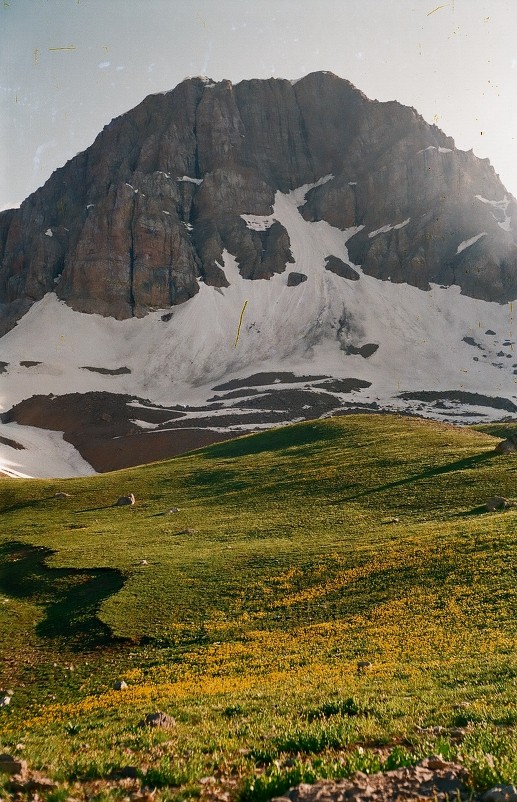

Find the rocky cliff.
[{"left": 1, "top": 71, "right": 516, "bottom": 336}]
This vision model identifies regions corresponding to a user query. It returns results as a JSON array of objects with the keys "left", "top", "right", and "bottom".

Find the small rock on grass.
[
  {"left": 483, "top": 786, "right": 517, "bottom": 802},
  {"left": 0, "top": 754, "right": 27, "bottom": 776},
  {"left": 112, "top": 680, "right": 128, "bottom": 690},
  {"left": 485, "top": 496, "right": 510, "bottom": 512},
  {"left": 139, "top": 711, "right": 176, "bottom": 729},
  {"left": 108, "top": 765, "right": 139, "bottom": 779},
  {"left": 116, "top": 493, "right": 136, "bottom": 506}
]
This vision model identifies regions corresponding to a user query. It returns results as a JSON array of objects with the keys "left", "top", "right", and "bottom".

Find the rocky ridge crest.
[{"left": 1, "top": 71, "right": 516, "bottom": 336}]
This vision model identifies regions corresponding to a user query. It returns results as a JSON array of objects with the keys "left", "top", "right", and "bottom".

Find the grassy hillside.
[{"left": 0, "top": 414, "right": 515, "bottom": 800}]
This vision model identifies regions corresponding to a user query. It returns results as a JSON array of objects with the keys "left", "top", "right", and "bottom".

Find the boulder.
[
  {"left": 485, "top": 496, "right": 509, "bottom": 512},
  {"left": 139, "top": 711, "right": 176, "bottom": 729},
  {"left": 343, "top": 343, "right": 379, "bottom": 358},
  {"left": 324, "top": 255, "right": 360, "bottom": 281},
  {"left": 483, "top": 786, "right": 517, "bottom": 802},
  {"left": 116, "top": 493, "right": 135, "bottom": 506},
  {"left": 0, "top": 754, "right": 27, "bottom": 776},
  {"left": 112, "top": 680, "right": 128, "bottom": 690},
  {"left": 287, "top": 272, "right": 308, "bottom": 287},
  {"left": 495, "top": 438, "right": 517, "bottom": 454}
]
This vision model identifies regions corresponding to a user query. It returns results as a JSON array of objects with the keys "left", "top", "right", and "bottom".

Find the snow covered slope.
[{"left": 1, "top": 181, "right": 516, "bottom": 477}]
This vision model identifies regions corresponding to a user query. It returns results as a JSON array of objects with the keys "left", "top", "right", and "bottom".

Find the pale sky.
[{"left": 1, "top": 0, "right": 517, "bottom": 211}]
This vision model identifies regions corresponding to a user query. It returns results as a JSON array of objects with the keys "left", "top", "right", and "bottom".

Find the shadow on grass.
[
  {"left": 337, "top": 451, "right": 497, "bottom": 503},
  {"left": 0, "top": 541, "right": 126, "bottom": 650},
  {"left": 0, "top": 495, "right": 57, "bottom": 515},
  {"left": 460, "top": 505, "right": 491, "bottom": 517},
  {"left": 75, "top": 505, "right": 119, "bottom": 513}
]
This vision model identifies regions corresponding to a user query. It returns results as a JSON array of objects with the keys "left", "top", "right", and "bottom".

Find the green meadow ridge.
[{"left": 0, "top": 414, "right": 516, "bottom": 801}]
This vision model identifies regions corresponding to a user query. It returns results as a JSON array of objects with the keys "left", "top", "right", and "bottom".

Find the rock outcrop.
[{"left": 0, "top": 71, "right": 516, "bottom": 335}]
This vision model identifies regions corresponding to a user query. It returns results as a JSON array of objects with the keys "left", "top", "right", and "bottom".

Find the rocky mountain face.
[{"left": 1, "top": 71, "right": 516, "bottom": 336}]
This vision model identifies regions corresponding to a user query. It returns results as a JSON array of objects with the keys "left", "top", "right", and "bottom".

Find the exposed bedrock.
[{"left": 1, "top": 71, "right": 516, "bottom": 334}]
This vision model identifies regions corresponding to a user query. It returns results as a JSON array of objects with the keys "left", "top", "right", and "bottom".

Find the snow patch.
[
  {"left": 456, "top": 233, "right": 487, "bottom": 254},
  {"left": 289, "top": 174, "right": 334, "bottom": 205},
  {"left": 475, "top": 194, "right": 512, "bottom": 232},
  {"left": 241, "top": 213, "right": 275, "bottom": 231},
  {"left": 369, "top": 219, "right": 410, "bottom": 238},
  {"left": 178, "top": 176, "right": 203, "bottom": 185},
  {"left": 417, "top": 145, "right": 452, "bottom": 155},
  {"left": 130, "top": 419, "right": 162, "bottom": 430},
  {"left": 0, "top": 421, "right": 95, "bottom": 478}
]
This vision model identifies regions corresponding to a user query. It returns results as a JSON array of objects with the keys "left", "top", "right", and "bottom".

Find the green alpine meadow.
[{"left": 0, "top": 414, "right": 516, "bottom": 800}]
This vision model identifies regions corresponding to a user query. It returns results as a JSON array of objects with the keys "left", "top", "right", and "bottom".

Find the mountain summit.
[
  {"left": 1, "top": 71, "right": 516, "bottom": 330},
  {"left": 1, "top": 72, "right": 517, "bottom": 476}
]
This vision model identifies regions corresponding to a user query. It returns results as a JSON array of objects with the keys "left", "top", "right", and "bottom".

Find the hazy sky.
[{"left": 2, "top": 0, "right": 517, "bottom": 210}]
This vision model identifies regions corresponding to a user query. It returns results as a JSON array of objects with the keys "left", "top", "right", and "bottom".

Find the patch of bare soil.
[
  {"left": 272, "top": 758, "right": 475, "bottom": 802},
  {"left": 2, "top": 377, "right": 374, "bottom": 473},
  {"left": 1, "top": 393, "right": 236, "bottom": 472},
  {"left": 398, "top": 390, "right": 517, "bottom": 413},
  {"left": 80, "top": 365, "right": 131, "bottom": 375},
  {"left": 212, "top": 372, "right": 329, "bottom": 391},
  {"left": 1, "top": 756, "right": 495, "bottom": 802}
]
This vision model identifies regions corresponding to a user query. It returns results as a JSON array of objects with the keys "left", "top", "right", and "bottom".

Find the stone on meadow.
[
  {"left": 485, "top": 496, "right": 509, "bottom": 512},
  {"left": 483, "top": 786, "right": 517, "bottom": 802},
  {"left": 115, "top": 493, "right": 136, "bottom": 506},
  {"left": 0, "top": 754, "right": 28, "bottom": 776},
  {"left": 139, "top": 711, "right": 176, "bottom": 729},
  {"left": 494, "top": 437, "right": 517, "bottom": 454}
]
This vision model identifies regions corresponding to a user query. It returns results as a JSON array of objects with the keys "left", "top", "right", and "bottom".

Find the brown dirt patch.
[{"left": 1, "top": 392, "right": 239, "bottom": 472}]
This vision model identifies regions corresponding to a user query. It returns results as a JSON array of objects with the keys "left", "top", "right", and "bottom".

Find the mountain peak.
[{"left": 1, "top": 71, "right": 515, "bottom": 338}]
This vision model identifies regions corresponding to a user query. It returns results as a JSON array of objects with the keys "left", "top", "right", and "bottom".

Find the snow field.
[{"left": 1, "top": 178, "right": 516, "bottom": 477}]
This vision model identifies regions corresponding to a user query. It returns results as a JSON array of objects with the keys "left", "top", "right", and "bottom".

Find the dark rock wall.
[{"left": 1, "top": 71, "right": 516, "bottom": 334}]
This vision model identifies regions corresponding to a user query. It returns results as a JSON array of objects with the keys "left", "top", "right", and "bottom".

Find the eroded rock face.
[{"left": 1, "top": 71, "right": 516, "bottom": 334}]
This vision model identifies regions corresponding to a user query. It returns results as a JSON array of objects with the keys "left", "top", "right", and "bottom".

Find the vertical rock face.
[{"left": 0, "top": 71, "right": 516, "bottom": 335}]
